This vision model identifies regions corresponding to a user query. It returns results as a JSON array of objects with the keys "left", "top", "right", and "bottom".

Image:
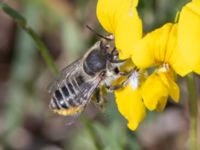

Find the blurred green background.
[{"left": 0, "top": 0, "right": 199, "bottom": 150}]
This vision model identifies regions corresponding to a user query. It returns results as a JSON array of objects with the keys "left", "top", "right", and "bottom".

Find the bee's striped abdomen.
[
  {"left": 50, "top": 75, "right": 86, "bottom": 112},
  {"left": 67, "top": 82, "right": 75, "bottom": 94},
  {"left": 61, "top": 86, "right": 69, "bottom": 97},
  {"left": 54, "top": 90, "right": 68, "bottom": 109},
  {"left": 55, "top": 90, "right": 62, "bottom": 100}
]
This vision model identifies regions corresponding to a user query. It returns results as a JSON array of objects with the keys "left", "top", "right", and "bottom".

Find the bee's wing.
[
  {"left": 76, "top": 74, "right": 103, "bottom": 105},
  {"left": 63, "top": 79, "right": 101, "bottom": 124},
  {"left": 55, "top": 75, "right": 101, "bottom": 126},
  {"left": 52, "top": 72, "right": 104, "bottom": 119},
  {"left": 48, "top": 58, "right": 83, "bottom": 93}
]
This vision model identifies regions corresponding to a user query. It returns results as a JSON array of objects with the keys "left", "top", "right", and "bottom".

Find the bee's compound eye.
[{"left": 114, "top": 67, "right": 119, "bottom": 74}]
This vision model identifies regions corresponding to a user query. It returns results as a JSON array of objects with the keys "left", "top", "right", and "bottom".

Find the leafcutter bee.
[{"left": 48, "top": 35, "right": 131, "bottom": 118}]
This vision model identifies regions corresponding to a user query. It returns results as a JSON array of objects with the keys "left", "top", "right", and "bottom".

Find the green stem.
[{"left": 187, "top": 74, "right": 198, "bottom": 150}]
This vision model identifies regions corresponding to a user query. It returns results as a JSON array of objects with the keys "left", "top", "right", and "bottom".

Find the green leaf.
[
  {"left": 0, "top": 2, "right": 26, "bottom": 26},
  {"left": 0, "top": 2, "right": 59, "bottom": 75}
]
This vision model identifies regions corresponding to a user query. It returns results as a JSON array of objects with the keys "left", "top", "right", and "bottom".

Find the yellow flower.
[
  {"left": 96, "top": 0, "right": 200, "bottom": 131},
  {"left": 131, "top": 23, "right": 180, "bottom": 110},
  {"left": 178, "top": 0, "right": 200, "bottom": 74},
  {"left": 96, "top": 0, "right": 142, "bottom": 59},
  {"left": 115, "top": 23, "right": 181, "bottom": 130}
]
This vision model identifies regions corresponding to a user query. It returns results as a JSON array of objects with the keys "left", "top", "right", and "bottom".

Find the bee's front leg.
[
  {"left": 95, "top": 88, "right": 105, "bottom": 111},
  {"left": 105, "top": 79, "right": 129, "bottom": 92},
  {"left": 118, "top": 70, "right": 130, "bottom": 76},
  {"left": 106, "top": 84, "right": 124, "bottom": 91}
]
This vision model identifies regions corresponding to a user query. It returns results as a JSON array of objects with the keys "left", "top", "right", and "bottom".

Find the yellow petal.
[
  {"left": 115, "top": 84, "right": 146, "bottom": 131},
  {"left": 132, "top": 23, "right": 177, "bottom": 68},
  {"left": 166, "top": 23, "right": 192, "bottom": 76},
  {"left": 97, "top": 0, "right": 123, "bottom": 33},
  {"left": 96, "top": 0, "right": 139, "bottom": 34},
  {"left": 142, "top": 73, "right": 169, "bottom": 111},
  {"left": 142, "top": 70, "right": 180, "bottom": 111},
  {"left": 156, "top": 96, "right": 168, "bottom": 112},
  {"left": 193, "top": 0, "right": 200, "bottom": 5},
  {"left": 115, "top": 7, "right": 142, "bottom": 59},
  {"left": 131, "top": 34, "right": 156, "bottom": 69},
  {"left": 133, "top": 0, "right": 139, "bottom": 7},
  {"left": 169, "top": 48, "right": 193, "bottom": 76},
  {"left": 168, "top": 79, "right": 180, "bottom": 102},
  {"left": 178, "top": 1, "right": 200, "bottom": 74},
  {"left": 158, "top": 71, "right": 180, "bottom": 102},
  {"left": 131, "top": 22, "right": 193, "bottom": 76}
]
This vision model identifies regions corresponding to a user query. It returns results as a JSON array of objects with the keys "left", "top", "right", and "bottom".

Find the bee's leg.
[
  {"left": 110, "top": 59, "right": 127, "bottom": 63},
  {"left": 117, "top": 70, "right": 130, "bottom": 76},
  {"left": 95, "top": 88, "right": 105, "bottom": 111},
  {"left": 110, "top": 58, "right": 127, "bottom": 64},
  {"left": 105, "top": 77, "right": 130, "bottom": 91},
  {"left": 106, "top": 84, "right": 124, "bottom": 91}
]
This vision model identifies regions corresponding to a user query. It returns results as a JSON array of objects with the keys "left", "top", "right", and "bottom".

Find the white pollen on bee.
[
  {"left": 129, "top": 71, "right": 140, "bottom": 89},
  {"left": 107, "top": 70, "right": 114, "bottom": 76}
]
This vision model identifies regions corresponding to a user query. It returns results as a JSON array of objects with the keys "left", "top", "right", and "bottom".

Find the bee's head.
[
  {"left": 91, "top": 35, "right": 117, "bottom": 63},
  {"left": 99, "top": 35, "right": 115, "bottom": 54},
  {"left": 85, "top": 25, "right": 117, "bottom": 59},
  {"left": 99, "top": 35, "right": 120, "bottom": 62}
]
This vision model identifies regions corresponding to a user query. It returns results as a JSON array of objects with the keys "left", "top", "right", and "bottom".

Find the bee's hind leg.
[{"left": 95, "top": 88, "right": 105, "bottom": 111}]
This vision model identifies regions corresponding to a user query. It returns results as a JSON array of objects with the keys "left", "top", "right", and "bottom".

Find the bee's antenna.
[{"left": 86, "top": 25, "right": 112, "bottom": 41}]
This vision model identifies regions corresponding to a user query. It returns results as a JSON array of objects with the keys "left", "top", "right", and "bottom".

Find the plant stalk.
[{"left": 187, "top": 74, "right": 198, "bottom": 150}]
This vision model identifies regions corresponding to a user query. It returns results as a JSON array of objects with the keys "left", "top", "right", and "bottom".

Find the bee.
[{"left": 48, "top": 35, "right": 131, "bottom": 117}]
